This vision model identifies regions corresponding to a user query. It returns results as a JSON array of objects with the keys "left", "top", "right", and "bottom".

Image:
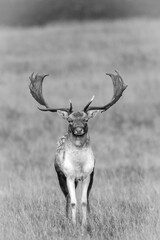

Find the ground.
[{"left": 0, "top": 18, "right": 160, "bottom": 239}]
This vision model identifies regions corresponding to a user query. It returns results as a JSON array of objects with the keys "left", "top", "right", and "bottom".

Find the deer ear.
[
  {"left": 87, "top": 110, "right": 99, "bottom": 119},
  {"left": 57, "top": 110, "right": 69, "bottom": 119}
]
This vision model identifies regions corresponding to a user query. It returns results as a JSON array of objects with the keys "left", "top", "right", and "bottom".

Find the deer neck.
[{"left": 67, "top": 128, "right": 90, "bottom": 148}]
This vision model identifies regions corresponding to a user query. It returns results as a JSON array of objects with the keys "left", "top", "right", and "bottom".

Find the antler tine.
[
  {"left": 29, "top": 73, "right": 71, "bottom": 113},
  {"left": 69, "top": 99, "right": 73, "bottom": 113},
  {"left": 83, "top": 95, "right": 95, "bottom": 112},
  {"left": 85, "top": 71, "right": 127, "bottom": 113}
]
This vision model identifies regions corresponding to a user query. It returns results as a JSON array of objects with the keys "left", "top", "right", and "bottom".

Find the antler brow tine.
[
  {"left": 69, "top": 99, "right": 73, "bottom": 113},
  {"left": 83, "top": 95, "right": 95, "bottom": 112}
]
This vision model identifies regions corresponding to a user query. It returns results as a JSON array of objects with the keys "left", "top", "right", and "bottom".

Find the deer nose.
[{"left": 74, "top": 127, "right": 84, "bottom": 135}]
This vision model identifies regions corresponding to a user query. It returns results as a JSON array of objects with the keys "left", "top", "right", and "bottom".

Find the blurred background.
[
  {"left": 0, "top": 1, "right": 160, "bottom": 239},
  {"left": 0, "top": 0, "right": 160, "bottom": 26}
]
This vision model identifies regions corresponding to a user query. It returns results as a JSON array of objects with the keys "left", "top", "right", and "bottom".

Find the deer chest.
[{"left": 62, "top": 147, "right": 95, "bottom": 180}]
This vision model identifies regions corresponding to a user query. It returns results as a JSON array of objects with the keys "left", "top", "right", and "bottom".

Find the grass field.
[{"left": 0, "top": 18, "right": 160, "bottom": 239}]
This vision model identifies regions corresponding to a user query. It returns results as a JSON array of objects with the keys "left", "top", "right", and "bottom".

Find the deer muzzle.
[{"left": 74, "top": 127, "right": 85, "bottom": 136}]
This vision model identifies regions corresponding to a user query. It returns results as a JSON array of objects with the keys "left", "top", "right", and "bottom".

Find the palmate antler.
[
  {"left": 29, "top": 73, "right": 72, "bottom": 113},
  {"left": 83, "top": 71, "right": 127, "bottom": 113},
  {"left": 29, "top": 71, "right": 127, "bottom": 114}
]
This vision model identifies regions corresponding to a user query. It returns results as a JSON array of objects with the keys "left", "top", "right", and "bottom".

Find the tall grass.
[{"left": 0, "top": 19, "right": 160, "bottom": 239}]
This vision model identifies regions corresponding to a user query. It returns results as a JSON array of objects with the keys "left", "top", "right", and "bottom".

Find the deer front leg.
[
  {"left": 67, "top": 178, "right": 77, "bottom": 225},
  {"left": 81, "top": 175, "right": 91, "bottom": 227}
]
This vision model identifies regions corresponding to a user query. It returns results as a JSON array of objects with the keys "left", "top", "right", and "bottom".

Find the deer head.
[{"left": 29, "top": 71, "right": 127, "bottom": 138}]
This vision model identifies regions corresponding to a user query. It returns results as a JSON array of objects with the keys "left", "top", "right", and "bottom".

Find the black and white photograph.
[{"left": 0, "top": 0, "right": 159, "bottom": 239}]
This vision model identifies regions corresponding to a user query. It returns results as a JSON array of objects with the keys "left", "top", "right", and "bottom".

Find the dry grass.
[{"left": 0, "top": 18, "right": 160, "bottom": 239}]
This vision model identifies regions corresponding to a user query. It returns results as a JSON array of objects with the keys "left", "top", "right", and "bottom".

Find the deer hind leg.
[
  {"left": 67, "top": 178, "right": 77, "bottom": 225},
  {"left": 81, "top": 170, "right": 94, "bottom": 227},
  {"left": 56, "top": 169, "right": 70, "bottom": 218},
  {"left": 87, "top": 170, "right": 94, "bottom": 213}
]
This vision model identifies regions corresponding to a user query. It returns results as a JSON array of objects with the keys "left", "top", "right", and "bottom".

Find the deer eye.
[{"left": 68, "top": 119, "right": 73, "bottom": 124}]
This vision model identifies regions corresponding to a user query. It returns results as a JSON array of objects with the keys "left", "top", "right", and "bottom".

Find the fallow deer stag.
[{"left": 29, "top": 71, "right": 127, "bottom": 228}]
